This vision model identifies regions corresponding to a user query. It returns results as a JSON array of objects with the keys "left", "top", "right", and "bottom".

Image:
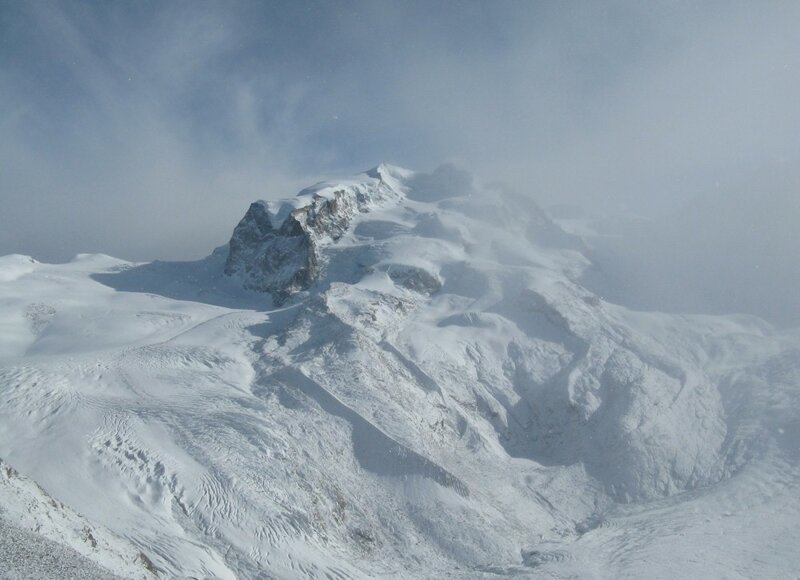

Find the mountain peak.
[
  {"left": 223, "top": 164, "right": 587, "bottom": 307},
  {"left": 224, "top": 167, "right": 405, "bottom": 303},
  {"left": 365, "top": 162, "right": 414, "bottom": 185}
]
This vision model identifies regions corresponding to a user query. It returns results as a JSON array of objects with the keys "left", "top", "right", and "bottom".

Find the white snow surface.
[
  {"left": 0, "top": 165, "right": 798, "bottom": 578},
  {"left": 0, "top": 457, "right": 153, "bottom": 578}
]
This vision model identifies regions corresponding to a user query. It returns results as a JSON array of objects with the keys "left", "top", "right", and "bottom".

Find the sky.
[{"left": 1, "top": 0, "right": 800, "bottom": 262}]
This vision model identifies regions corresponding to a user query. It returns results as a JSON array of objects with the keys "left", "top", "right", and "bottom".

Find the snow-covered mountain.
[{"left": 1, "top": 165, "right": 799, "bottom": 578}]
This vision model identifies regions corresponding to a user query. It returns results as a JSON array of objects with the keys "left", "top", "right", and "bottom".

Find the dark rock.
[
  {"left": 224, "top": 185, "right": 388, "bottom": 304},
  {"left": 224, "top": 201, "right": 317, "bottom": 304},
  {"left": 387, "top": 265, "right": 442, "bottom": 295}
]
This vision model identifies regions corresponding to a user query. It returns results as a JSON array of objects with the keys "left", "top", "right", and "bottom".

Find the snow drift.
[{"left": 0, "top": 165, "right": 798, "bottom": 578}]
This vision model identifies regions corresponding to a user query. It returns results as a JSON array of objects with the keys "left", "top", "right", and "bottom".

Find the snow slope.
[
  {"left": 0, "top": 165, "right": 798, "bottom": 578},
  {"left": 0, "top": 457, "right": 154, "bottom": 579}
]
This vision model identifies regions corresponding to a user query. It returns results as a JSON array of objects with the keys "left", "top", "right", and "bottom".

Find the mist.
[
  {"left": 583, "top": 164, "right": 800, "bottom": 327},
  {"left": 1, "top": 0, "right": 799, "bottom": 322}
]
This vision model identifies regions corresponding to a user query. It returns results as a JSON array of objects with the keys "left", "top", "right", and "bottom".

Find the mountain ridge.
[{"left": 0, "top": 165, "right": 798, "bottom": 578}]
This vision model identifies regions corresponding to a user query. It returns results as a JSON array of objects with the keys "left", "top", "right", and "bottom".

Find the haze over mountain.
[
  {"left": 2, "top": 1, "right": 800, "bottom": 265},
  {"left": 584, "top": 165, "right": 800, "bottom": 327},
  {"left": 1, "top": 165, "right": 798, "bottom": 578}
]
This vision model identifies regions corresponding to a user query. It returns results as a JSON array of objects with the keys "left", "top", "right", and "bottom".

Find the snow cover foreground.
[{"left": 0, "top": 165, "right": 799, "bottom": 578}]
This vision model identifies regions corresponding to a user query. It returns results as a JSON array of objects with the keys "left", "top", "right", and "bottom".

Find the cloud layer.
[{"left": 2, "top": 1, "right": 799, "bottom": 261}]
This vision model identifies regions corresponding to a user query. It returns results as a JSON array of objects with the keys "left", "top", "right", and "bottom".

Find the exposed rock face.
[
  {"left": 386, "top": 265, "right": 442, "bottom": 295},
  {"left": 224, "top": 168, "right": 403, "bottom": 304},
  {"left": 224, "top": 201, "right": 317, "bottom": 304}
]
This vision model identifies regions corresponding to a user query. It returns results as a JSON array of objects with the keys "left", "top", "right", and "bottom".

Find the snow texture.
[{"left": 0, "top": 164, "right": 798, "bottom": 578}]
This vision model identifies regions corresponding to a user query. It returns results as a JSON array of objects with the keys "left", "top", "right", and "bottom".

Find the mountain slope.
[
  {"left": 0, "top": 457, "right": 153, "bottom": 579},
  {"left": 0, "top": 165, "right": 798, "bottom": 578}
]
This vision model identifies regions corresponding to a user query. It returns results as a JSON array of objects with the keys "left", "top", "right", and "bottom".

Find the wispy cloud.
[{"left": 1, "top": 1, "right": 799, "bottom": 261}]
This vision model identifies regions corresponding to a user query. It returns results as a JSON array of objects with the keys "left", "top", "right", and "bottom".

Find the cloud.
[
  {"left": 1, "top": 1, "right": 799, "bottom": 261},
  {"left": 0, "top": 2, "right": 308, "bottom": 261}
]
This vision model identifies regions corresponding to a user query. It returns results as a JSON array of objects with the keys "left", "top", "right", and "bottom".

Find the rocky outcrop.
[
  {"left": 224, "top": 201, "right": 317, "bottom": 304},
  {"left": 224, "top": 170, "right": 402, "bottom": 304},
  {"left": 386, "top": 265, "right": 442, "bottom": 295}
]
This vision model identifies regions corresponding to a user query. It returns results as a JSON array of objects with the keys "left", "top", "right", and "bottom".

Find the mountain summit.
[
  {"left": 224, "top": 165, "right": 406, "bottom": 303},
  {"left": 224, "top": 164, "right": 584, "bottom": 304}
]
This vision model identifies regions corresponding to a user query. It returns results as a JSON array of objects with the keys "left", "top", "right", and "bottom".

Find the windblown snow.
[{"left": 1, "top": 164, "right": 798, "bottom": 578}]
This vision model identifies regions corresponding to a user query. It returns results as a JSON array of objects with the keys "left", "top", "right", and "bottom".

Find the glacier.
[{"left": 0, "top": 165, "right": 798, "bottom": 578}]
